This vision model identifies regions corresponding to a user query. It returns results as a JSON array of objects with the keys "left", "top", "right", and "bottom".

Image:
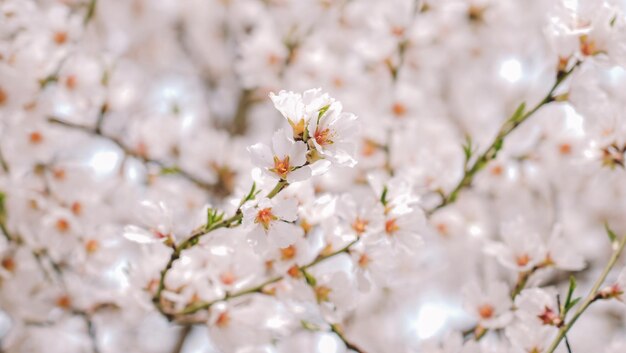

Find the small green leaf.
[
  {"left": 0, "top": 192, "right": 5, "bottom": 219},
  {"left": 610, "top": 14, "right": 617, "bottom": 27},
  {"left": 493, "top": 137, "right": 504, "bottom": 152},
  {"left": 301, "top": 320, "right": 320, "bottom": 331},
  {"left": 566, "top": 297, "right": 581, "bottom": 311},
  {"left": 380, "top": 186, "right": 389, "bottom": 206},
  {"left": 161, "top": 166, "right": 181, "bottom": 175},
  {"left": 564, "top": 275, "right": 577, "bottom": 312},
  {"left": 605, "top": 223, "right": 618, "bottom": 243},
  {"left": 318, "top": 104, "right": 330, "bottom": 118},
  {"left": 509, "top": 102, "right": 526, "bottom": 124},
  {"left": 302, "top": 269, "right": 317, "bottom": 287},
  {"left": 462, "top": 136, "right": 473, "bottom": 164}
]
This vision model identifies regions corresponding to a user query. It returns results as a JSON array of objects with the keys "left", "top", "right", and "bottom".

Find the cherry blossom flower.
[
  {"left": 249, "top": 129, "right": 311, "bottom": 183},
  {"left": 462, "top": 280, "right": 513, "bottom": 329},
  {"left": 122, "top": 200, "right": 175, "bottom": 244},
  {"left": 307, "top": 101, "right": 359, "bottom": 168},
  {"left": 505, "top": 320, "right": 557, "bottom": 353},
  {"left": 598, "top": 267, "right": 626, "bottom": 301},
  {"left": 242, "top": 197, "right": 304, "bottom": 253},
  {"left": 515, "top": 288, "right": 562, "bottom": 326},
  {"left": 270, "top": 88, "right": 334, "bottom": 140},
  {"left": 485, "top": 219, "right": 546, "bottom": 272}
]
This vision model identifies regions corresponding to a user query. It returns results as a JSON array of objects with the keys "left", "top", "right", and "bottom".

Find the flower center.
[
  {"left": 392, "top": 102, "right": 407, "bottom": 117},
  {"left": 56, "top": 295, "right": 72, "bottom": 309},
  {"left": 215, "top": 311, "right": 230, "bottom": 328},
  {"left": 385, "top": 218, "right": 399, "bottom": 235},
  {"left": 315, "top": 285, "right": 332, "bottom": 302},
  {"left": 271, "top": 156, "right": 291, "bottom": 179},
  {"left": 220, "top": 271, "right": 236, "bottom": 285},
  {"left": 579, "top": 35, "right": 598, "bottom": 56},
  {"left": 478, "top": 304, "right": 494, "bottom": 319},
  {"left": 289, "top": 118, "right": 306, "bottom": 137},
  {"left": 314, "top": 128, "right": 332, "bottom": 146},
  {"left": 85, "top": 239, "right": 99, "bottom": 253},
  {"left": 0, "top": 87, "right": 7, "bottom": 106},
  {"left": 56, "top": 218, "right": 70, "bottom": 232},
  {"left": 538, "top": 306, "right": 561, "bottom": 326},
  {"left": 1, "top": 257, "right": 15, "bottom": 271},
  {"left": 29, "top": 131, "right": 44, "bottom": 144},
  {"left": 516, "top": 253, "right": 531, "bottom": 267},
  {"left": 358, "top": 253, "right": 370, "bottom": 268},
  {"left": 558, "top": 143, "right": 572, "bottom": 155},
  {"left": 280, "top": 245, "right": 297, "bottom": 260},
  {"left": 601, "top": 143, "right": 626, "bottom": 169},
  {"left": 255, "top": 208, "right": 276, "bottom": 230},
  {"left": 351, "top": 217, "right": 369, "bottom": 235}
]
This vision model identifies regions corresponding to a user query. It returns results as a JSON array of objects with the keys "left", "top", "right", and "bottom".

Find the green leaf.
[
  {"left": 462, "top": 136, "right": 473, "bottom": 164},
  {"left": 246, "top": 182, "right": 257, "bottom": 201},
  {"left": 509, "top": 102, "right": 526, "bottom": 124},
  {"left": 318, "top": 104, "right": 330, "bottom": 119},
  {"left": 380, "top": 186, "right": 389, "bottom": 206},
  {"left": 303, "top": 269, "right": 317, "bottom": 287},
  {"left": 566, "top": 297, "right": 581, "bottom": 312},
  {"left": 605, "top": 223, "right": 618, "bottom": 243},
  {"left": 493, "top": 137, "right": 504, "bottom": 153},
  {"left": 301, "top": 320, "right": 320, "bottom": 331},
  {"left": 161, "top": 166, "right": 181, "bottom": 175},
  {"left": 564, "top": 275, "right": 577, "bottom": 312},
  {"left": 0, "top": 191, "right": 6, "bottom": 219},
  {"left": 205, "top": 208, "right": 224, "bottom": 230}
]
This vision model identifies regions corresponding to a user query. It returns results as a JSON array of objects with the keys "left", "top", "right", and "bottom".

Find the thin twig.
[
  {"left": 430, "top": 62, "right": 580, "bottom": 213},
  {"left": 172, "top": 325, "right": 192, "bottom": 353},
  {"left": 153, "top": 180, "right": 288, "bottom": 319},
  {"left": 47, "top": 117, "right": 219, "bottom": 192},
  {"left": 545, "top": 232, "right": 626, "bottom": 353}
]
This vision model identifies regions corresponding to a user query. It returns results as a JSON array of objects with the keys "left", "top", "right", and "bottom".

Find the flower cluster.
[{"left": 2, "top": 0, "right": 626, "bottom": 353}]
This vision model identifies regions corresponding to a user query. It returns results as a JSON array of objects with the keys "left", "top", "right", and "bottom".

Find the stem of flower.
[
  {"left": 47, "top": 117, "right": 219, "bottom": 193},
  {"left": 545, "top": 233, "right": 626, "bottom": 353},
  {"left": 152, "top": 179, "right": 287, "bottom": 318},
  {"left": 430, "top": 62, "right": 580, "bottom": 214},
  {"left": 331, "top": 323, "right": 368, "bottom": 353},
  {"left": 267, "top": 180, "right": 289, "bottom": 198},
  {"left": 178, "top": 239, "right": 359, "bottom": 316}
]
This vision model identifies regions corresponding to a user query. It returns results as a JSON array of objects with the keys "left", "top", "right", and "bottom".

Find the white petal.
[
  {"left": 288, "top": 140, "right": 308, "bottom": 167},
  {"left": 272, "top": 129, "right": 293, "bottom": 158},
  {"left": 286, "top": 166, "right": 311, "bottom": 183},
  {"left": 246, "top": 226, "right": 269, "bottom": 254},
  {"left": 270, "top": 222, "right": 303, "bottom": 248},
  {"left": 248, "top": 143, "right": 274, "bottom": 168},
  {"left": 123, "top": 225, "right": 159, "bottom": 244},
  {"left": 273, "top": 198, "right": 299, "bottom": 222}
]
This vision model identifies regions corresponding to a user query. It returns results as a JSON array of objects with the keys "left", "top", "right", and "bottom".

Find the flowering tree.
[{"left": 2, "top": 0, "right": 626, "bottom": 352}]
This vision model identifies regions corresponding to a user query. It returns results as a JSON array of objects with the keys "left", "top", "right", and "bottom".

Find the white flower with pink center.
[
  {"left": 123, "top": 200, "right": 174, "bottom": 244},
  {"left": 248, "top": 129, "right": 310, "bottom": 183},
  {"left": 515, "top": 288, "right": 562, "bottom": 327},
  {"left": 270, "top": 88, "right": 334, "bottom": 139},
  {"left": 599, "top": 267, "right": 626, "bottom": 301},
  {"left": 242, "top": 197, "right": 303, "bottom": 253},
  {"left": 307, "top": 101, "right": 359, "bottom": 167},
  {"left": 462, "top": 280, "right": 513, "bottom": 329}
]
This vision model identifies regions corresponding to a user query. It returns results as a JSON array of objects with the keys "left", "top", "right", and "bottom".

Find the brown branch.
[{"left": 47, "top": 117, "right": 220, "bottom": 193}]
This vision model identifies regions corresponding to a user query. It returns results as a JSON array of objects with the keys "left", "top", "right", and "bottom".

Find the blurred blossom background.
[{"left": 1, "top": 0, "right": 626, "bottom": 352}]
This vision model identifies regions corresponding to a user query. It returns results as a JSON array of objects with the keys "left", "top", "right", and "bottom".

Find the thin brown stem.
[
  {"left": 153, "top": 180, "right": 288, "bottom": 318},
  {"left": 48, "top": 117, "right": 219, "bottom": 193},
  {"left": 545, "top": 233, "right": 626, "bottom": 353},
  {"left": 177, "top": 239, "right": 359, "bottom": 316},
  {"left": 430, "top": 62, "right": 580, "bottom": 214}
]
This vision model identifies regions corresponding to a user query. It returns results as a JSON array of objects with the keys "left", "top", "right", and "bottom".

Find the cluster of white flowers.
[{"left": 2, "top": 0, "right": 626, "bottom": 353}]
